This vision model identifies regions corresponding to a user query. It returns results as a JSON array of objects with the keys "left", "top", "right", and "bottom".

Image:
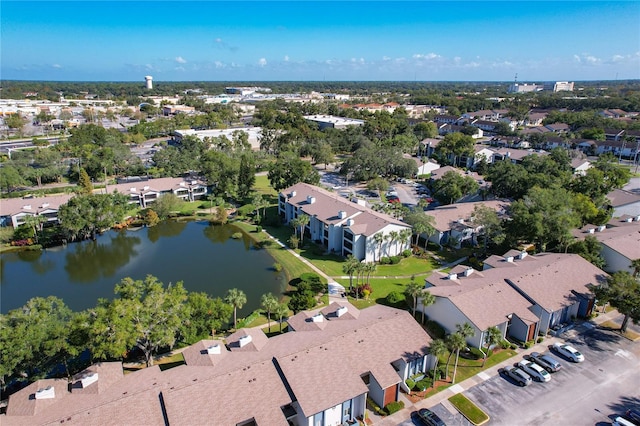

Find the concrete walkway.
[{"left": 373, "top": 308, "right": 626, "bottom": 425}]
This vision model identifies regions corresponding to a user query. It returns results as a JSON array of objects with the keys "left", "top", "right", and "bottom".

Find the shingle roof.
[
  {"left": 426, "top": 200, "right": 510, "bottom": 233},
  {"left": 0, "top": 194, "right": 74, "bottom": 217},
  {"left": 282, "top": 183, "right": 409, "bottom": 235},
  {"left": 607, "top": 188, "right": 640, "bottom": 208}
]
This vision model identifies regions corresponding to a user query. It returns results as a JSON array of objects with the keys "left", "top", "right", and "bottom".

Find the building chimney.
[
  {"left": 35, "top": 386, "right": 55, "bottom": 400},
  {"left": 307, "top": 196, "right": 316, "bottom": 204},
  {"left": 338, "top": 211, "right": 347, "bottom": 219},
  {"left": 238, "top": 335, "right": 252, "bottom": 347},
  {"left": 207, "top": 344, "right": 221, "bottom": 354},
  {"left": 80, "top": 373, "right": 99, "bottom": 388},
  {"left": 336, "top": 306, "right": 348, "bottom": 317},
  {"left": 311, "top": 313, "right": 324, "bottom": 323},
  {"left": 448, "top": 272, "right": 458, "bottom": 280}
]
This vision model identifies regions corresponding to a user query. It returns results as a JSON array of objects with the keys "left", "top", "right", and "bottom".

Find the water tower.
[{"left": 145, "top": 76, "right": 153, "bottom": 90}]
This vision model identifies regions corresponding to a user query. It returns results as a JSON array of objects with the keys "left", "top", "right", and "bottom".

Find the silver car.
[
  {"left": 517, "top": 360, "right": 551, "bottom": 382},
  {"left": 502, "top": 366, "right": 532, "bottom": 386},
  {"left": 528, "top": 352, "right": 562, "bottom": 373}
]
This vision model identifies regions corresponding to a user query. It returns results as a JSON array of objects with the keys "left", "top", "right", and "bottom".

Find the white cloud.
[
  {"left": 145, "top": 64, "right": 154, "bottom": 71},
  {"left": 258, "top": 58, "right": 267, "bottom": 67},
  {"left": 175, "top": 66, "right": 185, "bottom": 71},
  {"left": 214, "top": 61, "right": 225, "bottom": 69},
  {"left": 382, "top": 56, "right": 391, "bottom": 61},
  {"left": 284, "top": 55, "right": 289, "bottom": 62},
  {"left": 175, "top": 56, "right": 187, "bottom": 64},
  {"left": 215, "top": 38, "right": 222, "bottom": 43},
  {"left": 51, "top": 64, "right": 62, "bottom": 68},
  {"left": 573, "top": 53, "right": 601, "bottom": 65},
  {"left": 413, "top": 53, "right": 441, "bottom": 60}
]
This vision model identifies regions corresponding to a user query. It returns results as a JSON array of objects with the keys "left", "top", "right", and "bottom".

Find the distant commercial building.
[
  {"left": 508, "top": 81, "right": 574, "bottom": 93},
  {"left": 225, "top": 86, "right": 272, "bottom": 96},
  {"left": 507, "top": 83, "right": 543, "bottom": 93},
  {"left": 303, "top": 115, "right": 365, "bottom": 130}
]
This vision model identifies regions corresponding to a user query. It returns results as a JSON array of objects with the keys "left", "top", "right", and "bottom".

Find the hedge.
[{"left": 384, "top": 401, "right": 404, "bottom": 415}]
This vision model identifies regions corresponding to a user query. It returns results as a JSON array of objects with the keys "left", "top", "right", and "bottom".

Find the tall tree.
[
  {"left": 181, "top": 292, "right": 233, "bottom": 344},
  {"left": 274, "top": 303, "right": 290, "bottom": 333},
  {"left": 261, "top": 293, "right": 279, "bottom": 331},
  {"left": 482, "top": 326, "right": 502, "bottom": 367},
  {"left": 593, "top": 271, "right": 640, "bottom": 333},
  {"left": 405, "top": 280, "right": 424, "bottom": 318},
  {"left": 296, "top": 214, "right": 310, "bottom": 244},
  {"left": 89, "top": 275, "right": 188, "bottom": 367},
  {"left": 445, "top": 332, "right": 466, "bottom": 383},
  {"left": 471, "top": 204, "right": 504, "bottom": 254},
  {"left": 420, "top": 289, "right": 435, "bottom": 325},
  {"left": 429, "top": 338, "right": 448, "bottom": 385},
  {"left": 77, "top": 167, "right": 93, "bottom": 195},
  {"left": 225, "top": 288, "right": 247, "bottom": 330},
  {"left": 237, "top": 153, "right": 256, "bottom": 199},
  {"left": 342, "top": 255, "right": 360, "bottom": 295}
]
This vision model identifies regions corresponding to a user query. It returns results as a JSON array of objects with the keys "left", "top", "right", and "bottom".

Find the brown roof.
[
  {"left": 282, "top": 183, "right": 409, "bottom": 236},
  {"left": 607, "top": 189, "right": 640, "bottom": 208},
  {"left": 0, "top": 194, "right": 74, "bottom": 217},
  {"left": 427, "top": 200, "right": 510, "bottom": 233},
  {"left": 591, "top": 222, "right": 640, "bottom": 260}
]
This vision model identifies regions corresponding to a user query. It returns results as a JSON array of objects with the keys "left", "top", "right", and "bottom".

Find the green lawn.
[
  {"left": 448, "top": 394, "right": 489, "bottom": 425},
  {"left": 253, "top": 174, "right": 278, "bottom": 197},
  {"left": 335, "top": 277, "right": 414, "bottom": 304},
  {"left": 439, "top": 349, "right": 518, "bottom": 384}
]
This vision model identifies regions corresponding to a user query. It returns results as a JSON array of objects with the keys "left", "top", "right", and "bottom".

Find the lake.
[{"left": 0, "top": 221, "right": 286, "bottom": 315}]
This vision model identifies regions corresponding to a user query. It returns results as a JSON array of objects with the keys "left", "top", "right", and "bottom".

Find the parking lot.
[{"left": 464, "top": 327, "right": 640, "bottom": 425}]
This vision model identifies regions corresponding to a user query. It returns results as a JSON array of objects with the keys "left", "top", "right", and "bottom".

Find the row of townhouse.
[
  {"left": 2, "top": 301, "right": 434, "bottom": 426},
  {"left": 0, "top": 178, "right": 209, "bottom": 228},
  {"left": 278, "top": 183, "right": 412, "bottom": 262},
  {"left": 421, "top": 250, "right": 607, "bottom": 348}
]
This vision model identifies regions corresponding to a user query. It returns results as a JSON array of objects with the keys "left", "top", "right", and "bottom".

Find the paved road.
[{"left": 463, "top": 327, "right": 640, "bottom": 425}]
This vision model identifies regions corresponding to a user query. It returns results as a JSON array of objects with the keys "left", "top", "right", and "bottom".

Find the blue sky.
[{"left": 2, "top": 1, "right": 639, "bottom": 82}]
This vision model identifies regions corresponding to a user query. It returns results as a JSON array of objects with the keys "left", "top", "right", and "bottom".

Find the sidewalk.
[{"left": 375, "top": 308, "right": 622, "bottom": 425}]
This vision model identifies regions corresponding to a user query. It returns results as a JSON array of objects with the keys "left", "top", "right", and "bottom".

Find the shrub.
[
  {"left": 415, "top": 378, "right": 431, "bottom": 392},
  {"left": 386, "top": 291, "right": 403, "bottom": 304},
  {"left": 405, "top": 378, "right": 415, "bottom": 390},
  {"left": 366, "top": 397, "right": 384, "bottom": 416},
  {"left": 231, "top": 232, "right": 243, "bottom": 239},
  {"left": 523, "top": 340, "right": 533, "bottom": 349},
  {"left": 500, "top": 339, "right": 511, "bottom": 349},
  {"left": 356, "top": 283, "right": 373, "bottom": 299},
  {"left": 402, "top": 249, "right": 412, "bottom": 258},
  {"left": 384, "top": 401, "right": 404, "bottom": 415},
  {"left": 273, "top": 263, "right": 283, "bottom": 272},
  {"left": 468, "top": 348, "right": 484, "bottom": 360},
  {"left": 424, "top": 320, "right": 446, "bottom": 339},
  {"left": 389, "top": 255, "right": 401, "bottom": 264},
  {"left": 510, "top": 344, "right": 518, "bottom": 350},
  {"left": 255, "top": 225, "right": 262, "bottom": 233},
  {"left": 379, "top": 256, "right": 391, "bottom": 265},
  {"left": 537, "top": 336, "right": 544, "bottom": 344}
]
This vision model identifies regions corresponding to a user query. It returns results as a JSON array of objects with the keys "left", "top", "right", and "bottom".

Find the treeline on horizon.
[{"left": 2, "top": 79, "right": 639, "bottom": 98}]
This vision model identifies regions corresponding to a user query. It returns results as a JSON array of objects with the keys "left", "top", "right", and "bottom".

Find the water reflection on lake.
[{"left": 0, "top": 221, "right": 285, "bottom": 315}]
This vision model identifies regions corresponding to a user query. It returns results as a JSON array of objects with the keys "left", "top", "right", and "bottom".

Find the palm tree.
[
  {"left": 297, "top": 214, "right": 310, "bottom": 244},
  {"left": 399, "top": 229, "right": 412, "bottom": 253},
  {"left": 420, "top": 289, "right": 435, "bottom": 325},
  {"left": 274, "top": 303, "right": 289, "bottom": 333},
  {"left": 260, "top": 293, "right": 279, "bottom": 331},
  {"left": 373, "top": 232, "right": 385, "bottom": 262},
  {"left": 429, "top": 338, "right": 448, "bottom": 385},
  {"left": 364, "top": 262, "right": 377, "bottom": 283},
  {"left": 446, "top": 332, "right": 467, "bottom": 384},
  {"left": 387, "top": 231, "right": 399, "bottom": 257},
  {"left": 456, "top": 322, "right": 475, "bottom": 340},
  {"left": 342, "top": 255, "right": 360, "bottom": 295},
  {"left": 482, "top": 326, "right": 502, "bottom": 367},
  {"left": 290, "top": 218, "right": 300, "bottom": 238},
  {"left": 404, "top": 281, "right": 424, "bottom": 318},
  {"left": 412, "top": 222, "right": 427, "bottom": 247},
  {"left": 225, "top": 288, "right": 247, "bottom": 329}
]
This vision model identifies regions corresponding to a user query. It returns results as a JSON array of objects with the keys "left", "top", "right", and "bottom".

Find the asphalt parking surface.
[{"left": 463, "top": 327, "right": 640, "bottom": 425}]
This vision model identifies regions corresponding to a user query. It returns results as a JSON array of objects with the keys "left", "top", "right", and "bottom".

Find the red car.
[{"left": 387, "top": 196, "right": 400, "bottom": 203}]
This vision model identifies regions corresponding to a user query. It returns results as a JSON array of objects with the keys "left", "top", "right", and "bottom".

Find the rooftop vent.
[
  {"left": 338, "top": 211, "right": 347, "bottom": 219},
  {"left": 80, "top": 372, "right": 98, "bottom": 388},
  {"left": 597, "top": 225, "right": 606, "bottom": 232},
  {"left": 290, "top": 191, "right": 297, "bottom": 197},
  {"left": 588, "top": 228, "right": 596, "bottom": 234},
  {"left": 625, "top": 217, "right": 633, "bottom": 222},
  {"left": 336, "top": 306, "right": 348, "bottom": 317},
  {"left": 635, "top": 215, "right": 640, "bottom": 221},
  {"left": 191, "top": 180, "right": 197, "bottom": 185},
  {"left": 518, "top": 251, "right": 528, "bottom": 260},
  {"left": 311, "top": 313, "right": 324, "bottom": 323},
  {"left": 41, "top": 203, "right": 50, "bottom": 208},
  {"left": 206, "top": 344, "right": 221, "bottom": 355},
  {"left": 346, "top": 218, "right": 355, "bottom": 226},
  {"left": 448, "top": 272, "right": 458, "bottom": 280},
  {"left": 463, "top": 267, "right": 473, "bottom": 277},
  {"left": 179, "top": 182, "right": 186, "bottom": 187},
  {"left": 238, "top": 335, "right": 253, "bottom": 348},
  {"left": 130, "top": 187, "right": 137, "bottom": 192},
  {"left": 143, "top": 186, "right": 150, "bottom": 191},
  {"left": 35, "top": 386, "right": 55, "bottom": 400},
  {"left": 504, "top": 255, "right": 514, "bottom": 263},
  {"left": 307, "top": 196, "right": 316, "bottom": 204},
  {"left": 23, "top": 205, "right": 32, "bottom": 210}
]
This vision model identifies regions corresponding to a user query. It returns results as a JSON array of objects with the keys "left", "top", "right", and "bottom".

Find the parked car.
[
  {"left": 551, "top": 342, "right": 585, "bottom": 362},
  {"left": 387, "top": 190, "right": 398, "bottom": 197},
  {"left": 387, "top": 195, "right": 400, "bottom": 203},
  {"left": 527, "top": 352, "right": 562, "bottom": 373},
  {"left": 415, "top": 408, "right": 446, "bottom": 426},
  {"left": 613, "top": 416, "right": 638, "bottom": 426},
  {"left": 502, "top": 366, "right": 532, "bottom": 386},
  {"left": 517, "top": 360, "right": 551, "bottom": 382}
]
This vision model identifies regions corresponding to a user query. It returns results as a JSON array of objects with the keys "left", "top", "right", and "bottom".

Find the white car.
[
  {"left": 552, "top": 342, "right": 585, "bottom": 362},
  {"left": 517, "top": 360, "right": 551, "bottom": 382}
]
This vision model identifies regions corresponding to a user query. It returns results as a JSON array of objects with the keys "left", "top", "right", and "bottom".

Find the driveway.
[{"left": 463, "top": 326, "right": 640, "bottom": 425}]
